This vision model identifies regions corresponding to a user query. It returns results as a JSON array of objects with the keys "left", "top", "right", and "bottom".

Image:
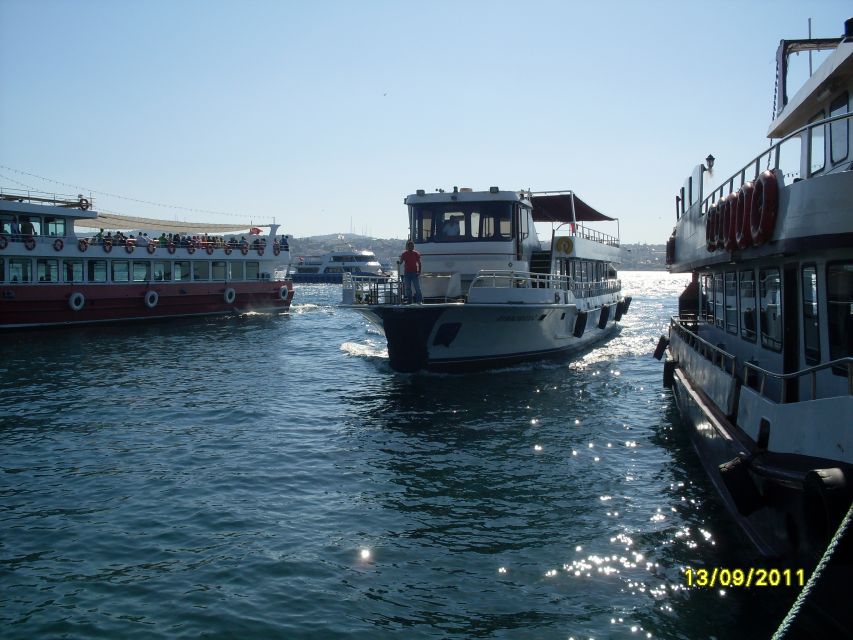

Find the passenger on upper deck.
[{"left": 19, "top": 216, "right": 35, "bottom": 236}]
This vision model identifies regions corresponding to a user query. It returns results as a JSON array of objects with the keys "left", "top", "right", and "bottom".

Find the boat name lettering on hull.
[{"left": 497, "top": 315, "right": 537, "bottom": 322}]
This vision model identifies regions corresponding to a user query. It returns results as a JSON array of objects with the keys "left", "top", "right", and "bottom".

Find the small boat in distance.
[
  {"left": 343, "top": 186, "right": 630, "bottom": 372},
  {"left": 658, "top": 17, "right": 852, "bottom": 632},
  {"left": 0, "top": 189, "right": 295, "bottom": 329},
  {"left": 292, "top": 245, "right": 389, "bottom": 283}
]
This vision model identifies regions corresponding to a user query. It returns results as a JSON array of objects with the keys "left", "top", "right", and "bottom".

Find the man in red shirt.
[{"left": 399, "top": 240, "right": 422, "bottom": 303}]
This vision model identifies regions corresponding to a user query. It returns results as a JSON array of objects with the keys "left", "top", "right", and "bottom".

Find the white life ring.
[
  {"left": 68, "top": 292, "right": 85, "bottom": 311},
  {"left": 279, "top": 286, "right": 291, "bottom": 301},
  {"left": 223, "top": 287, "right": 236, "bottom": 304},
  {"left": 144, "top": 290, "right": 159, "bottom": 309}
]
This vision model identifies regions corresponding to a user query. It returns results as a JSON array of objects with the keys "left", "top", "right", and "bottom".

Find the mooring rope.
[{"left": 771, "top": 500, "right": 853, "bottom": 639}]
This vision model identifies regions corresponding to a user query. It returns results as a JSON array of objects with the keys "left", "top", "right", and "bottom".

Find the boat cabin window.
[
  {"left": 739, "top": 270, "right": 757, "bottom": 342},
  {"left": 43, "top": 217, "right": 66, "bottom": 237},
  {"left": 246, "top": 261, "right": 260, "bottom": 279},
  {"left": 133, "top": 261, "right": 151, "bottom": 282},
  {"left": 193, "top": 261, "right": 210, "bottom": 281},
  {"left": 63, "top": 260, "right": 83, "bottom": 283},
  {"left": 519, "top": 205, "right": 529, "bottom": 239},
  {"left": 410, "top": 202, "right": 513, "bottom": 243},
  {"left": 87, "top": 259, "right": 107, "bottom": 283},
  {"left": 112, "top": 260, "right": 130, "bottom": 283},
  {"left": 759, "top": 268, "right": 782, "bottom": 352},
  {"left": 827, "top": 261, "right": 853, "bottom": 372},
  {"left": 777, "top": 135, "right": 801, "bottom": 183},
  {"left": 8, "top": 258, "right": 31, "bottom": 282},
  {"left": 37, "top": 259, "right": 59, "bottom": 282},
  {"left": 231, "top": 261, "right": 245, "bottom": 280},
  {"left": 713, "top": 273, "right": 724, "bottom": 329},
  {"left": 809, "top": 110, "right": 826, "bottom": 175},
  {"left": 174, "top": 261, "right": 191, "bottom": 281},
  {"left": 801, "top": 265, "right": 820, "bottom": 365},
  {"left": 829, "top": 92, "right": 849, "bottom": 165},
  {"left": 1, "top": 215, "right": 16, "bottom": 235},
  {"left": 725, "top": 272, "right": 738, "bottom": 334},
  {"left": 153, "top": 261, "right": 170, "bottom": 281},
  {"left": 212, "top": 261, "right": 227, "bottom": 280},
  {"left": 701, "top": 274, "right": 713, "bottom": 323}
]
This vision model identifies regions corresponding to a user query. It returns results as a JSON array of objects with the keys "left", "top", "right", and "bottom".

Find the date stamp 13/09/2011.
[{"left": 683, "top": 567, "right": 807, "bottom": 589}]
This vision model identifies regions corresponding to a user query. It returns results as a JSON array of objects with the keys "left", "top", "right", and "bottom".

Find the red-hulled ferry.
[{"left": 0, "top": 190, "right": 294, "bottom": 328}]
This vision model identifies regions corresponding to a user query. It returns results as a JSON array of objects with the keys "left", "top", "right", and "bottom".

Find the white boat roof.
[
  {"left": 74, "top": 211, "right": 276, "bottom": 235},
  {"left": 768, "top": 37, "right": 853, "bottom": 138}
]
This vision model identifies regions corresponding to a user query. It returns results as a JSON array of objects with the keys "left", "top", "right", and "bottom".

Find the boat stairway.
[{"left": 529, "top": 250, "right": 552, "bottom": 286}]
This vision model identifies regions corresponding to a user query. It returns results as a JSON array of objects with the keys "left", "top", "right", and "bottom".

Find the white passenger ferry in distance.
[
  {"left": 292, "top": 245, "right": 388, "bottom": 283},
  {"left": 0, "top": 190, "right": 294, "bottom": 328},
  {"left": 343, "top": 186, "right": 631, "bottom": 372},
  {"left": 658, "top": 18, "right": 852, "bottom": 628}
]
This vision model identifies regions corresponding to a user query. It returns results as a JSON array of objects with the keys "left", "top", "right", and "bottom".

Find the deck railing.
[
  {"left": 670, "top": 315, "right": 737, "bottom": 376},
  {"left": 743, "top": 358, "right": 853, "bottom": 403}
]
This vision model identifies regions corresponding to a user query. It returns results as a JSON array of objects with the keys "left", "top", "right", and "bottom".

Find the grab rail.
[
  {"left": 472, "top": 270, "right": 620, "bottom": 296},
  {"left": 743, "top": 357, "right": 853, "bottom": 403},
  {"left": 670, "top": 315, "right": 737, "bottom": 376}
]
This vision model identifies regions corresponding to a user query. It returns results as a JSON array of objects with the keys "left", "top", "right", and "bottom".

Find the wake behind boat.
[
  {"left": 658, "top": 18, "right": 852, "bottom": 635},
  {"left": 342, "top": 186, "right": 631, "bottom": 372},
  {"left": 0, "top": 189, "right": 295, "bottom": 328}
]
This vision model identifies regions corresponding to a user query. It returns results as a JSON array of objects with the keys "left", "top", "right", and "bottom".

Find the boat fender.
[
  {"left": 614, "top": 300, "right": 625, "bottom": 321},
  {"left": 750, "top": 170, "right": 779, "bottom": 246},
  {"left": 735, "top": 182, "right": 754, "bottom": 249},
  {"left": 598, "top": 305, "right": 610, "bottom": 329},
  {"left": 53, "top": 238, "right": 64, "bottom": 251},
  {"left": 653, "top": 335, "right": 669, "bottom": 360},
  {"left": 167, "top": 243, "right": 176, "bottom": 254},
  {"left": 662, "top": 360, "right": 676, "bottom": 388},
  {"left": 802, "top": 468, "right": 853, "bottom": 555},
  {"left": 573, "top": 311, "right": 587, "bottom": 338},
  {"left": 144, "top": 290, "right": 159, "bottom": 309},
  {"left": 24, "top": 235, "right": 35, "bottom": 250},
  {"left": 621, "top": 296, "right": 632, "bottom": 314},
  {"left": 718, "top": 456, "right": 764, "bottom": 516},
  {"left": 103, "top": 239, "right": 113, "bottom": 253},
  {"left": 0, "top": 234, "right": 7, "bottom": 250},
  {"left": 68, "top": 292, "right": 85, "bottom": 311},
  {"left": 78, "top": 238, "right": 88, "bottom": 252},
  {"left": 279, "top": 286, "right": 290, "bottom": 301},
  {"left": 147, "top": 243, "right": 157, "bottom": 254},
  {"left": 223, "top": 287, "right": 236, "bottom": 304}
]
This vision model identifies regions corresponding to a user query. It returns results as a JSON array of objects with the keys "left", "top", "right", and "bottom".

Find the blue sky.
[{"left": 1, "top": 0, "right": 849, "bottom": 243}]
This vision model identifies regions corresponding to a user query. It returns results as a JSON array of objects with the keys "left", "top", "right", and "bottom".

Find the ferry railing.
[
  {"left": 472, "top": 270, "right": 621, "bottom": 297},
  {"left": 670, "top": 315, "right": 737, "bottom": 377},
  {"left": 572, "top": 223, "right": 620, "bottom": 248},
  {"left": 0, "top": 187, "right": 92, "bottom": 209},
  {"left": 743, "top": 357, "right": 853, "bottom": 403}
]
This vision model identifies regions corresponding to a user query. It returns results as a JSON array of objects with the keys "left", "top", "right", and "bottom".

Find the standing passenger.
[{"left": 399, "top": 240, "right": 422, "bottom": 304}]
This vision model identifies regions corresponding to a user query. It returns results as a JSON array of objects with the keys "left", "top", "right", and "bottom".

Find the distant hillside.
[{"left": 288, "top": 234, "right": 667, "bottom": 271}]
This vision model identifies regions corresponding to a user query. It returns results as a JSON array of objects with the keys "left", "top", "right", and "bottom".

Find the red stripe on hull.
[{"left": 0, "top": 281, "right": 294, "bottom": 328}]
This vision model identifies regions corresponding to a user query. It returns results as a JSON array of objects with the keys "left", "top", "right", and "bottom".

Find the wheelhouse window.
[
  {"left": 713, "top": 273, "right": 724, "bottom": 328},
  {"left": 739, "top": 270, "right": 757, "bottom": 341},
  {"left": 87, "top": 260, "right": 107, "bottom": 282},
  {"left": 410, "top": 201, "right": 513, "bottom": 243},
  {"left": 36, "top": 259, "right": 59, "bottom": 282},
  {"left": 63, "top": 259, "right": 84, "bottom": 283},
  {"left": 829, "top": 92, "right": 849, "bottom": 164},
  {"left": 725, "top": 272, "right": 738, "bottom": 334},
  {"left": 759, "top": 268, "right": 782, "bottom": 351},
  {"left": 112, "top": 260, "right": 130, "bottom": 282},
  {"left": 801, "top": 265, "right": 820, "bottom": 365},
  {"left": 827, "top": 261, "right": 852, "bottom": 371},
  {"left": 809, "top": 110, "right": 826, "bottom": 175}
]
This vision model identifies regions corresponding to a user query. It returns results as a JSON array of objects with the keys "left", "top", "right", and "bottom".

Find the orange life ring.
[
  {"left": 78, "top": 197, "right": 90, "bottom": 211},
  {"left": 705, "top": 204, "right": 717, "bottom": 252},
  {"left": 240, "top": 245, "right": 248, "bottom": 255},
  {"left": 723, "top": 192, "right": 738, "bottom": 252},
  {"left": 224, "top": 246, "right": 233, "bottom": 255},
  {"left": 0, "top": 234, "right": 9, "bottom": 250},
  {"left": 24, "top": 235, "right": 36, "bottom": 250},
  {"left": 125, "top": 242, "right": 135, "bottom": 254},
  {"left": 168, "top": 243, "right": 176, "bottom": 254},
  {"left": 53, "top": 238, "right": 64, "bottom": 251},
  {"left": 206, "top": 245, "right": 214, "bottom": 255},
  {"left": 103, "top": 239, "right": 113, "bottom": 253},
  {"left": 147, "top": 243, "right": 156, "bottom": 254},
  {"left": 750, "top": 170, "right": 779, "bottom": 246},
  {"left": 257, "top": 247, "right": 265, "bottom": 256},
  {"left": 735, "top": 182, "right": 755, "bottom": 249},
  {"left": 715, "top": 198, "right": 729, "bottom": 250},
  {"left": 187, "top": 245, "right": 196, "bottom": 255},
  {"left": 273, "top": 242, "right": 281, "bottom": 256},
  {"left": 78, "top": 238, "right": 89, "bottom": 252}
]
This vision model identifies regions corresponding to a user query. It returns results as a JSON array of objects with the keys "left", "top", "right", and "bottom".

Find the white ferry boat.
[
  {"left": 292, "top": 246, "right": 388, "bottom": 283},
  {"left": 0, "top": 190, "right": 294, "bottom": 328},
  {"left": 342, "top": 186, "right": 630, "bottom": 372},
  {"left": 658, "top": 19, "right": 852, "bottom": 600}
]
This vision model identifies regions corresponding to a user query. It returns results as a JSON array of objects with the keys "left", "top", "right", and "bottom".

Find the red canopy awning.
[{"left": 530, "top": 192, "right": 614, "bottom": 223}]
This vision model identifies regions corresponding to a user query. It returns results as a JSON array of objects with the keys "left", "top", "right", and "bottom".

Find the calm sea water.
[{"left": 1, "top": 272, "right": 800, "bottom": 639}]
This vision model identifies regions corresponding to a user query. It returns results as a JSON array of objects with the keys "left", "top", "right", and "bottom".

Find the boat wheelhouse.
[
  {"left": 292, "top": 246, "right": 388, "bottom": 283},
  {"left": 343, "top": 186, "right": 630, "bottom": 372},
  {"left": 659, "top": 19, "right": 853, "bottom": 578},
  {"left": 0, "top": 190, "right": 294, "bottom": 328}
]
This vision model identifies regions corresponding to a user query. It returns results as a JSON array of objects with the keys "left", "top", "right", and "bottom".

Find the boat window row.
[
  {"left": 0, "top": 257, "right": 265, "bottom": 284},
  {"left": 409, "top": 202, "right": 526, "bottom": 243},
  {"left": 700, "top": 261, "right": 852, "bottom": 369},
  {"left": 330, "top": 255, "right": 374, "bottom": 263},
  {"left": 554, "top": 259, "right": 614, "bottom": 283},
  {"left": 809, "top": 90, "right": 850, "bottom": 174},
  {"left": 0, "top": 214, "right": 66, "bottom": 237}
]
